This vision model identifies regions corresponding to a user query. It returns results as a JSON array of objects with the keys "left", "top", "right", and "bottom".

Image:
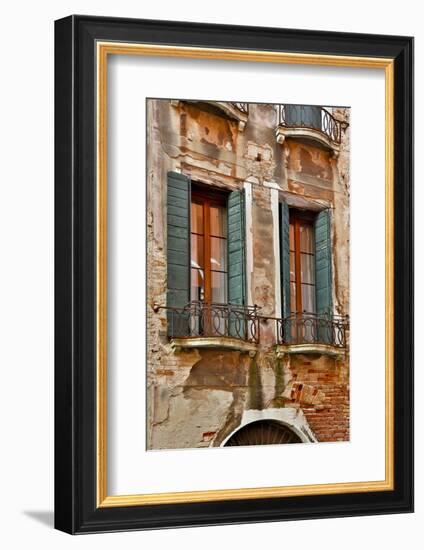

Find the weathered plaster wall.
[
  {"left": 332, "top": 108, "right": 351, "bottom": 315},
  {"left": 147, "top": 99, "right": 350, "bottom": 449}
]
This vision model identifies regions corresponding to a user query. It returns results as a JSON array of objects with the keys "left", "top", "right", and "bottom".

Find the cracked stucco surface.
[{"left": 146, "top": 100, "right": 350, "bottom": 449}]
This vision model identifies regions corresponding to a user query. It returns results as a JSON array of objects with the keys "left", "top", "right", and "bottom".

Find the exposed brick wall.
[
  {"left": 302, "top": 386, "right": 350, "bottom": 442},
  {"left": 283, "top": 355, "right": 350, "bottom": 442}
]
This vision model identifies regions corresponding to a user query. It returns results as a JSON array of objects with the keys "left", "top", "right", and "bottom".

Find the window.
[
  {"left": 166, "top": 171, "right": 247, "bottom": 339},
  {"left": 289, "top": 211, "right": 316, "bottom": 314},
  {"left": 190, "top": 189, "right": 228, "bottom": 304},
  {"left": 280, "top": 201, "right": 333, "bottom": 345}
]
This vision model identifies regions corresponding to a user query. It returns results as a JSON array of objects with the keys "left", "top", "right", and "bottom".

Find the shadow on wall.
[{"left": 23, "top": 510, "right": 54, "bottom": 529}]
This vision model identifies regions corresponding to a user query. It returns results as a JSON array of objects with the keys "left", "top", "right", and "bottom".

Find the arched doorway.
[{"left": 223, "top": 420, "right": 302, "bottom": 446}]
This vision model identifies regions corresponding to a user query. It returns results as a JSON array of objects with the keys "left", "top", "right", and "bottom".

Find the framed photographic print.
[{"left": 54, "top": 15, "right": 414, "bottom": 534}]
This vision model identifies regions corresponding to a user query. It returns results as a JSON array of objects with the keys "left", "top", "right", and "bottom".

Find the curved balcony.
[
  {"left": 275, "top": 312, "right": 349, "bottom": 358},
  {"left": 275, "top": 104, "right": 348, "bottom": 153},
  {"left": 215, "top": 102, "right": 249, "bottom": 131},
  {"left": 155, "top": 302, "right": 349, "bottom": 358},
  {"left": 156, "top": 301, "right": 259, "bottom": 354},
  {"left": 171, "top": 100, "right": 249, "bottom": 131},
  {"left": 229, "top": 102, "right": 249, "bottom": 115}
]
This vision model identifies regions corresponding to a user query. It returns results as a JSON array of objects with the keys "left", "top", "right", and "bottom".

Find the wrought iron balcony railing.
[
  {"left": 155, "top": 302, "right": 349, "bottom": 350},
  {"left": 278, "top": 104, "right": 347, "bottom": 145},
  {"left": 230, "top": 102, "right": 249, "bottom": 114},
  {"left": 276, "top": 312, "right": 349, "bottom": 348},
  {"left": 160, "top": 301, "right": 260, "bottom": 344}
]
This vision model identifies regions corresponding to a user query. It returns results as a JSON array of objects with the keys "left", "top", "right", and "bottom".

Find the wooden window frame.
[
  {"left": 289, "top": 210, "right": 316, "bottom": 314},
  {"left": 191, "top": 186, "right": 228, "bottom": 304}
]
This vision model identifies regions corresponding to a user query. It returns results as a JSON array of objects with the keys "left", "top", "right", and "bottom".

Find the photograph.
[{"left": 146, "top": 99, "right": 351, "bottom": 450}]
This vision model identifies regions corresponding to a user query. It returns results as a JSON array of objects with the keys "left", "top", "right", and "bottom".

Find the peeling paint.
[{"left": 147, "top": 100, "right": 350, "bottom": 449}]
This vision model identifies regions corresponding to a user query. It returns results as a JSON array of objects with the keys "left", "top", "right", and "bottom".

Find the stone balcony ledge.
[
  {"left": 275, "top": 125, "right": 340, "bottom": 155},
  {"left": 275, "top": 342, "right": 346, "bottom": 360},
  {"left": 170, "top": 336, "right": 257, "bottom": 356}
]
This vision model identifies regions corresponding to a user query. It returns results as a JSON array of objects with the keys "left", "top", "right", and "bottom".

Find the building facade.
[{"left": 146, "top": 99, "right": 350, "bottom": 449}]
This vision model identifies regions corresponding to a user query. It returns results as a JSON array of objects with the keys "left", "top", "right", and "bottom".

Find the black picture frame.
[{"left": 54, "top": 15, "right": 414, "bottom": 534}]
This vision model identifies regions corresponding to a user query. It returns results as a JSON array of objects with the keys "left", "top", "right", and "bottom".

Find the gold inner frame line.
[{"left": 96, "top": 41, "right": 394, "bottom": 508}]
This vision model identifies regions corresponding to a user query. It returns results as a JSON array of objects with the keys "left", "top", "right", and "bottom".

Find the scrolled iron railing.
[
  {"left": 157, "top": 301, "right": 260, "bottom": 344},
  {"left": 276, "top": 312, "right": 349, "bottom": 348},
  {"left": 277, "top": 104, "right": 348, "bottom": 145},
  {"left": 155, "top": 302, "right": 349, "bottom": 349},
  {"left": 230, "top": 102, "right": 249, "bottom": 115}
]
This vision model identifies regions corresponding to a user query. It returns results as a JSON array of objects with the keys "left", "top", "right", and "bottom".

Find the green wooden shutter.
[
  {"left": 228, "top": 190, "right": 246, "bottom": 305},
  {"left": 314, "top": 209, "right": 333, "bottom": 343},
  {"left": 279, "top": 201, "right": 291, "bottom": 343},
  {"left": 166, "top": 171, "right": 190, "bottom": 337},
  {"left": 279, "top": 201, "right": 291, "bottom": 319},
  {"left": 227, "top": 190, "right": 246, "bottom": 338}
]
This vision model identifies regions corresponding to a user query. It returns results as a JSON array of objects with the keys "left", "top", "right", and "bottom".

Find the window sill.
[
  {"left": 170, "top": 337, "right": 257, "bottom": 356},
  {"left": 275, "top": 343, "right": 346, "bottom": 359}
]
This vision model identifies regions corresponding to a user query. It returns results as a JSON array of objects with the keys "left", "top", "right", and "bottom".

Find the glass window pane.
[
  {"left": 210, "top": 204, "right": 227, "bottom": 237},
  {"left": 290, "top": 281, "right": 297, "bottom": 314},
  {"left": 300, "top": 224, "right": 314, "bottom": 253},
  {"left": 300, "top": 253, "right": 315, "bottom": 284},
  {"left": 289, "top": 222, "right": 295, "bottom": 251},
  {"left": 191, "top": 202, "right": 203, "bottom": 234},
  {"left": 211, "top": 271, "right": 227, "bottom": 304},
  {"left": 301, "top": 284, "right": 316, "bottom": 313},
  {"left": 290, "top": 251, "right": 296, "bottom": 281},
  {"left": 190, "top": 234, "right": 204, "bottom": 268},
  {"left": 191, "top": 268, "right": 204, "bottom": 301},
  {"left": 211, "top": 237, "right": 227, "bottom": 271}
]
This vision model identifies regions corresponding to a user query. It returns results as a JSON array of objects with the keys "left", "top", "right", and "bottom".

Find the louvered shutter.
[
  {"left": 314, "top": 209, "right": 333, "bottom": 343},
  {"left": 166, "top": 171, "right": 190, "bottom": 337},
  {"left": 279, "top": 200, "right": 291, "bottom": 342},
  {"left": 227, "top": 190, "right": 246, "bottom": 338},
  {"left": 279, "top": 201, "right": 291, "bottom": 318}
]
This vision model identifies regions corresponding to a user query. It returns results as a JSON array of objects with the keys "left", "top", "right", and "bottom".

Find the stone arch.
[
  {"left": 220, "top": 407, "right": 316, "bottom": 446},
  {"left": 223, "top": 419, "right": 302, "bottom": 446}
]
